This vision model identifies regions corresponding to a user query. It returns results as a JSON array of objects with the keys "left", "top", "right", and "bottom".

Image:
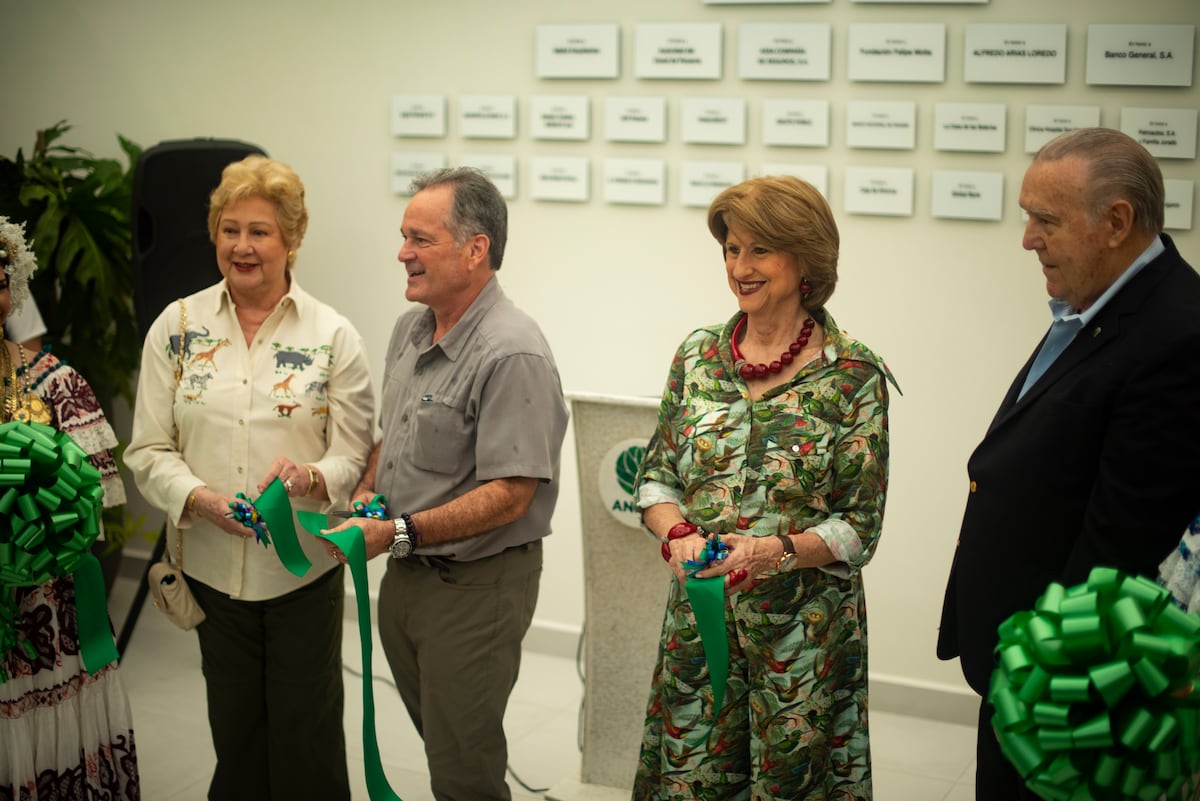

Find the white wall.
[{"left": 3, "top": 0, "right": 1196, "bottom": 702}]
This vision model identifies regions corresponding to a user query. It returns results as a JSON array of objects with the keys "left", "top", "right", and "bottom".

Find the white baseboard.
[
  {"left": 868, "top": 672, "right": 978, "bottom": 726},
  {"left": 516, "top": 618, "right": 979, "bottom": 727},
  {"left": 122, "top": 551, "right": 977, "bottom": 729},
  {"left": 523, "top": 619, "right": 584, "bottom": 660}
]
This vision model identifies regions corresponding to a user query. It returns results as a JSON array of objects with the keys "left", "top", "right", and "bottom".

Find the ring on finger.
[{"left": 284, "top": 478, "right": 295, "bottom": 492}]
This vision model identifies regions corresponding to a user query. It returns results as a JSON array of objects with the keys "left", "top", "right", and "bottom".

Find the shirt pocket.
[
  {"left": 769, "top": 421, "right": 836, "bottom": 507},
  {"left": 412, "top": 399, "right": 473, "bottom": 474},
  {"left": 675, "top": 395, "right": 736, "bottom": 478}
]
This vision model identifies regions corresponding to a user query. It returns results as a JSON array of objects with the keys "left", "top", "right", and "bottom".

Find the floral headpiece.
[{"left": 0, "top": 216, "right": 36, "bottom": 314}]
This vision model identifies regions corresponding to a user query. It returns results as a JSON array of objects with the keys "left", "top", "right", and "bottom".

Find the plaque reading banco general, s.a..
[{"left": 1086, "top": 25, "right": 1194, "bottom": 87}]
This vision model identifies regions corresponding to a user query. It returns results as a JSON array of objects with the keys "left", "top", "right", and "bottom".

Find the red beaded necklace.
[{"left": 730, "top": 314, "right": 815, "bottom": 380}]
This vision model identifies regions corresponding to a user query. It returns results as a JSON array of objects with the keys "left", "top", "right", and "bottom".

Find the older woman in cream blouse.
[{"left": 126, "top": 155, "right": 374, "bottom": 801}]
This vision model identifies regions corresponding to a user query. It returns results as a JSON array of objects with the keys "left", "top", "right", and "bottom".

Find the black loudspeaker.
[{"left": 131, "top": 138, "right": 267, "bottom": 338}]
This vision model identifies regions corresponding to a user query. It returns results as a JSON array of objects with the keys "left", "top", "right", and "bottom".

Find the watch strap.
[
  {"left": 775, "top": 533, "right": 796, "bottom": 571},
  {"left": 390, "top": 517, "right": 413, "bottom": 559},
  {"left": 399, "top": 512, "right": 418, "bottom": 546}
]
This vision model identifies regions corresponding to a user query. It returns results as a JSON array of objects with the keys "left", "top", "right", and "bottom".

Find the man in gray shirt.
[{"left": 340, "top": 167, "right": 568, "bottom": 801}]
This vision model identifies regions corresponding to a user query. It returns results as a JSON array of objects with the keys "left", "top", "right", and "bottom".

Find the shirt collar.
[
  {"left": 217, "top": 276, "right": 304, "bottom": 317},
  {"left": 1046, "top": 235, "right": 1165, "bottom": 327},
  {"left": 723, "top": 308, "right": 900, "bottom": 392},
  {"left": 411, "top": 274, "right": 503, "bottom": 360}
]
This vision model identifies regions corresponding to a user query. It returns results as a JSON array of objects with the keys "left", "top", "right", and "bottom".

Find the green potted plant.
[{"left": 0, "top": 120, "right": 149, "bottom": 593}]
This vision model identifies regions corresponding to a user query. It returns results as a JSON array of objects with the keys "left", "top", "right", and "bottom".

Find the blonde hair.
[
  {"left": 707, "top": 175, "right": 839, "bottom": 311},
  {"left": 207, "top": 156, "right": 308, "bottom": 258}
]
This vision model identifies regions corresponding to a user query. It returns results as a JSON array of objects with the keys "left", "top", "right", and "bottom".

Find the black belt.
[{"left": 409, "top": 541, "right": 534, "bottom": 569}]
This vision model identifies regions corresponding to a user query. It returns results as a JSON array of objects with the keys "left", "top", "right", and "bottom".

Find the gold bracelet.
[{"left": 304, "top": 464, "right": 319, "bottom": 496}]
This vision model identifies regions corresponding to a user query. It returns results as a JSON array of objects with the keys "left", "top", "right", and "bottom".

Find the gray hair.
[
  {"left": 1034, "top": 127, "right": 1164, "bottom": 237},
  {"left": 410, "top": 167, "right": 508, "bottom": 270}
]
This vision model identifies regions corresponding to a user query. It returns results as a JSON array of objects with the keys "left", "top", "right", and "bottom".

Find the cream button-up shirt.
[{"left": 126, "top": 279, "right": 375, "bottom": 600}]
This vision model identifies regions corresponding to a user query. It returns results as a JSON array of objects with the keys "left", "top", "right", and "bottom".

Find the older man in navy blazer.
[{"left": 937, "top": 127, "right": 1200, "bottom": 801}]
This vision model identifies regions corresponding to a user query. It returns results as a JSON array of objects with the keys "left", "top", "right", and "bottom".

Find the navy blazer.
[{"left": 937, "top": 234, "right": 1200, "bottom": 695}]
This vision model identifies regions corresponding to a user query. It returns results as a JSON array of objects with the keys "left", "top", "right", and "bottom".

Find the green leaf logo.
[{"left": 615, "top": 445, "right": 646, "bottom": 496}]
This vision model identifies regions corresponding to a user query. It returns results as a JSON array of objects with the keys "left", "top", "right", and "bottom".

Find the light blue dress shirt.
[{"left": 1017, "top": 236, "right": 1165, "bottom": 400}]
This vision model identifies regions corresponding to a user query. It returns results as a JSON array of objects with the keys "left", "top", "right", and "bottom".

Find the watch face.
[{"left": 390, "top": 535, "right": 413, "bottom": 559}]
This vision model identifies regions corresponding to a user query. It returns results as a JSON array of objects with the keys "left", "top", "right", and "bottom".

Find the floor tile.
[
  {"left": 870, "top": 709, "right": 977, "bottom": 782},
  {"left": 109, "top": 574, "right": 989, "bottom": 800}
]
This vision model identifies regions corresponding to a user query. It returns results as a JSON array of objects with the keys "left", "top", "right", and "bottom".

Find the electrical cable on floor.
[
  {"left": 342, "top": 663, "right": 550, "bottom": 796},
  {"left": 576, "top": 621, "right": 586, "bottom": 754}
]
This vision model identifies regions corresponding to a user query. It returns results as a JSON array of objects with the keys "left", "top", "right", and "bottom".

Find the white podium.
[{"left": 547, "top": 392, "right": 670, "bottom": 801}]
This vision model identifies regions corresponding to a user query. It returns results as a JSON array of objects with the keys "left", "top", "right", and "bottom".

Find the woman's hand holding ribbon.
[
  {"left": 693, "top": 533, "right": 783, "bottom": 595},
  {"left": 227, "top": 494, "right": 270, "bottom": 546},
  {"left": 258, "top": 456, "right": 318, "bottom": 498},
  {"left": 189, "top": 486, "right": 257, "bottom": 539},
  {"left": 662, "top": 530, "right": 711, "bottom": 583}
]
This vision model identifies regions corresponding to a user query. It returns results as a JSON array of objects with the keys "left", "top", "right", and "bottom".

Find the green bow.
[
  {"left": 0, "top": 421, "right": 115, "bottom": 682},
  {"left": 989, "top": 566, "right": 1200, "bottom": 801}
]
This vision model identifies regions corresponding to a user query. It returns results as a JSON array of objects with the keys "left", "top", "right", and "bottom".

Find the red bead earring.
[{"left": 800, "top": 278, "right": 812, "bottom": 298}]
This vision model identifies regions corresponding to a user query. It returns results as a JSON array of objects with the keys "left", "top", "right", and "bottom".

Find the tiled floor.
[{"left": 109, "top": 574, "right": 976, "bottom": 800}]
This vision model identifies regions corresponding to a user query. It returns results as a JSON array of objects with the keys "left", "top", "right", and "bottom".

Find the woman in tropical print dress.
[{"left": 633, "top": 176, "right": 897, "bottom": 801}]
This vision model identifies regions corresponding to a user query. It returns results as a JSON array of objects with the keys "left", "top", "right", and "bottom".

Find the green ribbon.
[
  {"left": 227, "top": 493, "right": 395, "bottom": 795},
  {"left": 298, "top": 511, "right": 403, "bottom": 801},
  {"left": 988, "top": 566, "right": 1200, "bottom": 801},
  {"left": 75, "top": 550, "right": 119, "bottom": 673},
  {"left": 685, "top": 576, "right": 729, "bottom": 723},
  {"left": 250, "top": 479, "right": 312, "bottom": 578},
  {"left": 0, "top": 421, "right": 114, "bottom": 683}
]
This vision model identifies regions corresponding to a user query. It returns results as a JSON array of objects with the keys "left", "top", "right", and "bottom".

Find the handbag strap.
[
  {"left": 173, "top": 298, "right": 187, "bottom": 386},
  {"left": 172, "top": 298, "right": 188, "bottom": 571}
]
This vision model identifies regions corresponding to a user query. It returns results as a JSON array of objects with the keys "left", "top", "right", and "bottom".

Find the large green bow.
[
  {"left": 989, "top": 566, "right": 1200, "bottom": 801},
  {"left": 0, "top": 420, "right": 114, "bottom": 682}
]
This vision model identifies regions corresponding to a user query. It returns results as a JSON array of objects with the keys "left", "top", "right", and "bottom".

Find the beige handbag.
[
  {"left": 148, "top": 527, "right": 206, "bottom": 630},
  {"left": 146, "top": 299, "right": 206, "bottom": 630}
]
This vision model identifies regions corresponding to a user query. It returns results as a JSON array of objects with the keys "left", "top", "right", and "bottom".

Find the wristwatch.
[
  {"left": 389, "top": 516, "right": 414, "bottom": 559},
  {"left": 775, "top": 533, "right": 797, "bottom": 571}
]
